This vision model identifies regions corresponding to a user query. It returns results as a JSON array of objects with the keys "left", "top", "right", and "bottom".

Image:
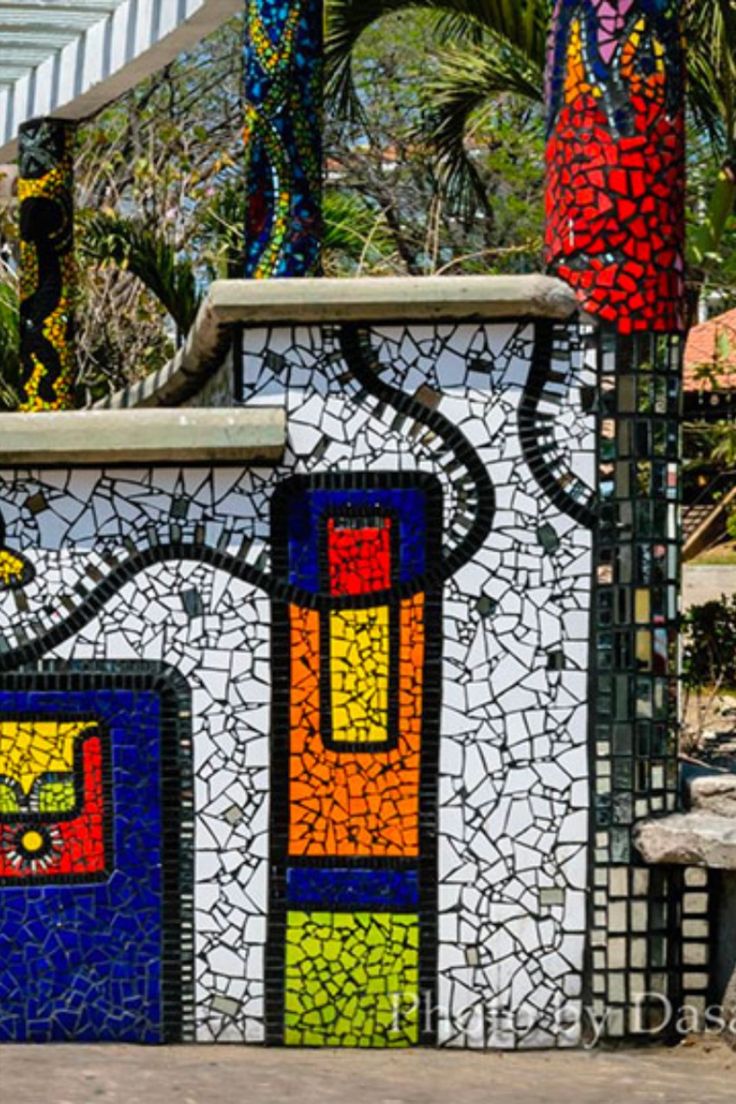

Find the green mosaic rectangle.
[{"left": 284, "top": 911, "right": 419, "bottom": 1047}]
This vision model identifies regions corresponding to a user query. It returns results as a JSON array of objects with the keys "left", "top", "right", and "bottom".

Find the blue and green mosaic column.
[
  {"left": 243, "top": 0, "right": 323, "bottom": 277},
  {"left": 18, "top": 118, "right": 77, "bottom": 411},
  {"left": 546, "top": 0, "right": 699, "bottom": 1039}
]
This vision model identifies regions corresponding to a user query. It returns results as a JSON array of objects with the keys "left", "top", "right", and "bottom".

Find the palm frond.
[
  {"left": 326, "top": 0, "right": 548, "bottom": 119},
  {"left": 80, "top": 213, "right": 202, "bottom": 336},
  {"left": 323, "top": 190, "right": 394, "bottom": 263},
  {"left": 684, "top": 0, "right": 736, "bottom": 160},
  {"left": 420, "top": 39, "right": 543, "bottom": 217}
]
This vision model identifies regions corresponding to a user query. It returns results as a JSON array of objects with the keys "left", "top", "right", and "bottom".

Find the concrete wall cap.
[
  {"left": 206, "top": 274, "right": 579, "bottom": 323},
  {"left": 0, "top": 407, "right": 285, "bottom": 464}
]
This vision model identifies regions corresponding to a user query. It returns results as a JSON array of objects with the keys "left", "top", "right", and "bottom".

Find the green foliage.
[
  {"left": 327, "top": 0, "right": 548, "bottom": 218},
  {"left": 80, "top": 212, "right": 202, "bottom": 337},
  {"left": 326, "top": 11, "right": 544, "bottom": 274},
  {"left": 711, "top": 423, "right": 736, "bottom": 470},
  {"left": 69, "top": 15, "right": 245, "bottom": 401},
  {"left": 684, "top": 0, "right": 736, "bottom": 162},
  {"left": 323, "top": 191, "right": 397, "bottom": 273},
  {"left": 683, "top": 418, "right": 736, "bottom": 502},
  {"left": 683, "top": 595, "right": 736, "bottom": 691},
  {"left": 0, "top": 277, "right": 20, "bottom": 410}
]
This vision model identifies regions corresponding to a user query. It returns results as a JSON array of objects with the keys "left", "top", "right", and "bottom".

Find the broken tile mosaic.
[
  {"left": 0, "top": 317, "right": 599, "bottom": 1046},
  {"left": 283, "top": 911, "right": 419, "bottom": 1047}
]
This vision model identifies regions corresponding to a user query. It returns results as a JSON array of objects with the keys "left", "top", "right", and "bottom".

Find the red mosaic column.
[
  {"left": 545, "top": 0, "right": 685, "bottom": 334},
  {"left": 545, "top": 2, "right": 692, "bottom": 1038}
]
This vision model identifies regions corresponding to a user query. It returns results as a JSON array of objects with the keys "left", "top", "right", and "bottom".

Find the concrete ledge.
[
  {"left": 205, "top": 274, "right": 579, "bottom": 324},
  {"left": 635, "top": 812, "right": 736, "bottom": 871},
  {"left": 96, "top": 274, "right": 579, "bottom": 409},
  {"left": 0, "top": 408, "right": 285, "bottom": 465}
]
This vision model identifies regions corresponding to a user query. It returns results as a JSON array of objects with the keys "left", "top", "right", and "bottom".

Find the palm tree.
[
  {"left": 326, "top": 0, "right": 736, "bottom": 280},
  {"left": 686, "top": 0, "right": 736, "bottom": 276}
]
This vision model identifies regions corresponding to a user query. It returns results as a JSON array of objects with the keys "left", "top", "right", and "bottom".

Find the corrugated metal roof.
[{"left": 0, "top": 0, "right": 240, "bottom": 159}]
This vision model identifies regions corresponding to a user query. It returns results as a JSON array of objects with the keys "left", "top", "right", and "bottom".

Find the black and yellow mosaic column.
[{"left": 18, "top": 118, "right": 76, "bottom": 412}]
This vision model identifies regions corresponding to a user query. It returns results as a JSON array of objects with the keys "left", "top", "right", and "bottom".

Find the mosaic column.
[
  {"left": 266, "top": 474, "right": 443, "bottom": 1046},
  {"left": 243, "top": 0, "right": 323, "bottom": 277},
  {"left": 545, "top": 1, "right": 695, "bottom": 1038},
  {"left": 18, "top": 118, "right": 77, "bottom": 411}
]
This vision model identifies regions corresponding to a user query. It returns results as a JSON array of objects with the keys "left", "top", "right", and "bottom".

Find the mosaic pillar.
[
  {"left": 18, "top": 118, "right": 77, "bottom": 411},
  {"left": 545, "top": 1, "right": 691, "bottom": 1038},
  {"left": 243, "top": 0, "right": 323, "bottom": 277},
  {"left": 266, "top": 474, "right": 443, "bottom": 1046},
  {"left": 545, "top": 0, "right": 686, "bottom": 334}
]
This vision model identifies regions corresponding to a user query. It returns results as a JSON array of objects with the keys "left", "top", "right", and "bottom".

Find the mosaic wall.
[
  {"left": 18, "top": 118, "right": 76, "bottom": 411},
  {"left": 0, "top": 0, "right": 691, "bottom": 1049},
  {"left": 243, "top": 0, "right": 322, "bottom": 277},
  {"left": 587, "top": 328, "right": 684, "bottom": 1037},
  {"left": 0, "top": 317, "right": 596, "bottom": 1046}
]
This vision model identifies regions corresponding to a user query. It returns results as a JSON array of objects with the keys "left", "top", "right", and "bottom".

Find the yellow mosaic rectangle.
[{"left": 329, "top": 606, "right": 389, "bottom": 743}]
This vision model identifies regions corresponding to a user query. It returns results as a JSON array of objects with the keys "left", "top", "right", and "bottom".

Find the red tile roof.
[{"left": 685, "top": 308, "right": 736, "bottom": 391}]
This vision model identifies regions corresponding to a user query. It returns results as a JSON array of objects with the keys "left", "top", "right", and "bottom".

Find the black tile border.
[{"left": 518, "top": 320, "right": 597, "bottom": 529}]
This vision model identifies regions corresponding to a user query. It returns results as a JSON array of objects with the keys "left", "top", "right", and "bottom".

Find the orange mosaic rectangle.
[{"left": 288, "top": 595, "right": 424, "bottom": 858}]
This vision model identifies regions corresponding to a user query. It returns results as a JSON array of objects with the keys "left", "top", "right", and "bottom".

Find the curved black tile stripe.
[{"left": 518, "top": 320, "right": 596, "bottom": 529}]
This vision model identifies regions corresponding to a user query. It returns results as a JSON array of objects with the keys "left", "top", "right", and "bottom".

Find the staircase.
[
  {"left": 683, "top": 483, "right": 736, "bottom": 562},
  {"left": 683, "top": 503, "right": 720, "bottom": 544}
]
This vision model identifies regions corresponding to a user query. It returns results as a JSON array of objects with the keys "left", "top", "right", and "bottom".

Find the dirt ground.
[
  {"left": 682, "top": 687, "right": 736, "bottom": 767},
  {"left": 4, "top": 1038, "right": 735, "bottom": 1104}
]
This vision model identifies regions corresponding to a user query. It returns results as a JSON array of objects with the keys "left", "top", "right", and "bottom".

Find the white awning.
[{"left": 0, "top": 0, "right": 241, "bottom": 160}]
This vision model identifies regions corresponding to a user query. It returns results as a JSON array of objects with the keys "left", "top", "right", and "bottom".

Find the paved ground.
[
  {"left": 682, "top": 565, "right": 736, "bottom": 611},
  {"left": 4, "top": 1040, "right": 735, "bottom": 1104}
]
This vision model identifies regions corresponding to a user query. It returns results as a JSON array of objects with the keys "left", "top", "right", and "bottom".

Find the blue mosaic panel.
[
  {"left": 286, "top": 868, "right": 420, "bottom": 910},
  {"left": 0, "top": 689, "right": 165, "bottom": 1042}
]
